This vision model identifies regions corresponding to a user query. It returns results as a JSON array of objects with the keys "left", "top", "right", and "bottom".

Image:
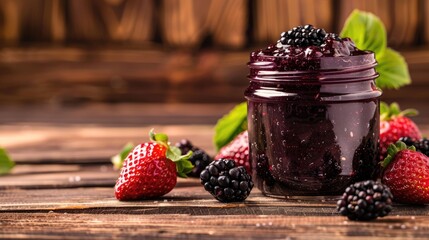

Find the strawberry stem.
[
  {"left": 150, "top": 129, "right": 194, "bottom": 178},
  {"left": 380, "top": 101, "right": 419, "bottom": 121},
  {"left": 149, "top": 129, "right": 169, "bottom": 148},
  {"left": 381, "top": 141, "right": 416, "bottom": 168},
  {"left": 400, "top": 109, "right": 418, "bottom": 117}
]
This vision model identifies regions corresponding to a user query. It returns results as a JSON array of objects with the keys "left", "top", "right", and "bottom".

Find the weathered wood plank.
[
  {"left": 0, "top": 124, "right": 216, "bottom": 164},
  {"left": 1, "top": 176, "right": 428, "bottom": 238},
  {"left": 0, "top": 48, "right": 429, "bottom": 105},
  {"left": 0, "top": 188, "right": 334, "bottom": 215},
  {"left": 1, "top": 123, "right": 428, "bottom": 165},
  {"left": 0, "top": 212, "right": 429, "bottom": 239},
  {"left": 0, "top": 104, "right": 428, "bottom": 165},
  {"left": 0, "top": 104, "right": 233, "bottom": 126},
  {"left": 0, "top": 164, "right": 200, "bottom": 190},
  {"left": 254, "top": 0, "right": 333, "bottom": 43},
  {"left": 0, "top": 104, "right": 428, "bottom": 239},
  {"left": 1, "top": 184, "right": 428, "bottom": 217},
  {"left": 0, "top": 164, "right": 116, "bottom": 189}
]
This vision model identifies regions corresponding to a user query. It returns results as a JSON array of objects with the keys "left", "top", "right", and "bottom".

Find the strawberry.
[
  {"left": 381, "top": 141, "right": 429, "bottom": 204},
  {"left": 214, "top": 131, "right": 250, "bottom": 172},
  {"left": 115, "top": 130, "right": 193, "bottom": 201},
  {"left": 379, "top": 102, "right": 422, "bottom": 161}
]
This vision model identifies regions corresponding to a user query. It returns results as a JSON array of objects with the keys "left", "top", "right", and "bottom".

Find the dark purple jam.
[{"left": 245, "top": 31, "right": 381, "bottom": 196}]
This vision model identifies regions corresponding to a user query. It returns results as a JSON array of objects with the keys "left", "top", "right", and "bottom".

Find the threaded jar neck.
[{"left": 248, "top": 53, "right": 378, "bottom": 84}]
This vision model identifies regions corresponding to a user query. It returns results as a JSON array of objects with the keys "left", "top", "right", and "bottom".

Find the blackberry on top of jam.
[
  {"left": 245, "top": 25, "right": 381, "bottom": 196},
  {"left": 250, "top": 25, "right": 370, "bottom": 72}
]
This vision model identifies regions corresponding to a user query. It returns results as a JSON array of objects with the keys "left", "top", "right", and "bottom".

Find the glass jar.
[{"left": 245, "top": 53, "right": 381, "bottom": 197}]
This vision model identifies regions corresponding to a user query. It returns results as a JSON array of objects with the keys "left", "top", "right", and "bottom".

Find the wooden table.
[{"left": 1, "top": 104, "right": 429, "bottom": 239}]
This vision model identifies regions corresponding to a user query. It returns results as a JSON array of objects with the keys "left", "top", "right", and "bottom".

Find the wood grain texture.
[
  {"left": 389, "top": 0, "right": 419, "bottom": 46},
  {"left": 0, "top": 48, "right": 429, "bottom": 105},
  {"left": 205, "top": 0, "right": 247, "bottom": 48},
  {"left": 0, "top": 124, "right": 216, "bottom": 164},
  {"left": 0, "top": 48, "right": 249, "bottom": 104},
  {"left": 0, "top": 0, "right": 426, "bottom": 49},
  {"left": 337, "top": 0, "right": 391, "bottom": 34},
  {"left": 160, "top": 0, "right": 203, "bottom": 47},
  {"left": 1, "top": 184, "right": 429, "bottom": 239},
  {"left": 0, "top": 104, "right": 428, "bottom": 165},
  {"left": 1, "top": 104, "right": 429, "bottom": 239},
  {"left": 2, "top": 213, "right": 428, "bottom": 239},
  {"left": 0, "top": 164, "right": 116, "bottom": 189},
  {"left": 254, "top": 0, "right": 333, "bottom": 43},
  {"left": 1, "top": 183, "right": 428, "bottom": 216},
  {"left": 337, "top": 0, "right": 421, "bottom": 47},
  {"left": 7, "top": 0, "right": 66, "bottom": 42},
  {"left": 67, "top": 0, "right": 154, "bottom": 42}
]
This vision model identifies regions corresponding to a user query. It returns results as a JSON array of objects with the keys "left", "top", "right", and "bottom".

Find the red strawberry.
[
  {"left": 379, "top": 102, "right": 422, "bottom": 161},
  {"left": 115, "top": 130, "right": 193, "bottom": 201},
  {"left": 381, "top": 141, "right": 429, "bottom": 204},
  {"left": 214, "top": 131, "right": 250, "bottom": 172}
]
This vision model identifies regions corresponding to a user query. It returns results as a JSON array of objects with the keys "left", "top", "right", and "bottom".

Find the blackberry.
[
  {"left": 176, "top": 139, "right": 213, "bottom": 177},
  {"left": 398, "top": 137, "right": 415, "bottom": 147},
  {"left": 200, "top": 159, "right": 254, "bottom": 202},
  {"left": 416, "top": 138, "right": 429, "bottom": 156},
  {"left": 337, "top": 180, "right": 393, "bottom": 221},
  {"left": 398, "top": 137, "right": 429, "bottom": 156},
  {"left": 324, "top": 33, "right": 341, "bottom": 41},
  {"left": 278, "top": 24, "right": 327, "bottom": 47}
]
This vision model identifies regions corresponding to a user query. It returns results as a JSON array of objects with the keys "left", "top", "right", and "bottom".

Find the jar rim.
[{"left": 248, "top": 52, "right": 378, "bottom": 83}]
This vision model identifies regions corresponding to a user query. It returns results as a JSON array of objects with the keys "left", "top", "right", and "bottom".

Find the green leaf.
[
  {"left": 214, "top": 102, "right": 248, "bottom": 151},
  {"left": 0, "top": 148, "right": 15, "bottom": 175},
  {"left": 166, "top": 145, "right": 194, "bottom": 178},
  {"left": 152, "top": 129, "right": 195, "bottom": 178},
  {"left": 380, "top": 101, "right": 389, "bottom": 116},
  {"left": 174, "top": 153, "right": 194, "bottom": 178},
  {"left": 340, "top": 10, "right": 411, "bottom": 90},
  {"left": 375, "top": 48, "right": 411, "bottom": 89},
  {"left": 389, "top": 102, "right": 401, "bottom": 116},
  {"left": 180, "top": 159, "right": 194, "bottom": 173},
  {"left": 111, "top": 142, "right": 134, "bottom": 170},
  {"left": 166, "top": 146, "right": 182, "bottom": 162},
  {"left": 380, "top": 101, "right": 418, "bottom": 121},
  {"left": 340, "top": 9, "right": 387, "bottom": 59},
  {"left": 149, "top": 129, "right": 169, "bottom": 148},
  {"left": 381, "top": 141, "right": 416, "bottom": 168}
]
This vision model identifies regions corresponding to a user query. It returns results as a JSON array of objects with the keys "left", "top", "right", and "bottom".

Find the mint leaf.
[
  {"left": 375, "top": 48, "right": 411, "bottom": 89},
  {"left": 111, "top": 142, "right": 134, "bottom": 170},
  {"left": 214, "top": 102, "right": 248, "bottom": 151},
  {"left": 0, "top": 148, "right": 15, "bottom": 175},
  {"left": 340, "top": 9, "right": 387, "bottom": 59}
]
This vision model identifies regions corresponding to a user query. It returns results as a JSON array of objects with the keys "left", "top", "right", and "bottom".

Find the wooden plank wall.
[
  {"left": 0, "top": 0, "right": 428, "bottom": 105},
  {"left": 0, "top": 0, "right": 428, "bottom": 47}
]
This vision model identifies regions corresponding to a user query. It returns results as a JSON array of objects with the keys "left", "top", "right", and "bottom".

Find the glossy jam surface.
[
  {"left": 251, "top": 37, "right": 369, "bottom": 72},
  {"left": 245, "top": 37, "right": 381, "bottom": 196}
]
